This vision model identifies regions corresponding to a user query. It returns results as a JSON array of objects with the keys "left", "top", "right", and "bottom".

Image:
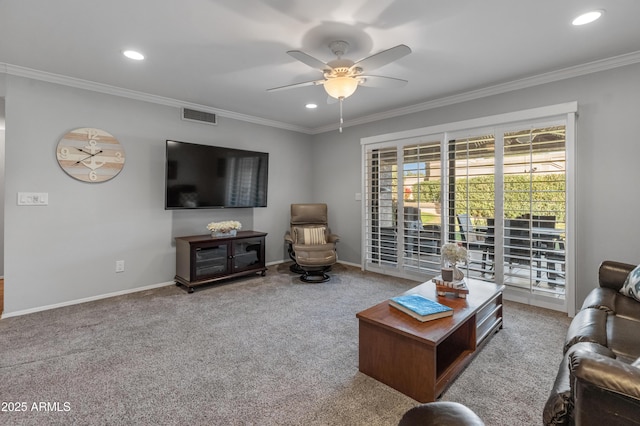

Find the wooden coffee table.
[{"left": 356, "top": 277, "right": 504, "bottom": 402}]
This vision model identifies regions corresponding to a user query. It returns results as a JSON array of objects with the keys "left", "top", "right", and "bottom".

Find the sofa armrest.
[
  {"left": 598, "top": 260, "right": 636, "bottom": 291},
  {"left": 327, "top": 233, "right": 340, "bottom": 243},
  {"left": 570, "top": 349, "right": 640, "bottom": 425}
]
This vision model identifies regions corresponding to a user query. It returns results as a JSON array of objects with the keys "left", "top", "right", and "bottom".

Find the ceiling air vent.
[{"left": 181, "top": 108, "right": 217, "bottom": 125}]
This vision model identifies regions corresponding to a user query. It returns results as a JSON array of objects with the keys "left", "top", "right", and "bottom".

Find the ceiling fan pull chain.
[{"left": 339, "top": 97, "right": 344, "bottom": 133}]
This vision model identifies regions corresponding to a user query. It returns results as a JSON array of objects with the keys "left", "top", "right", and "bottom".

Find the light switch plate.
[{"left": 17, "top": 192, "right": 49, "bottom": 205}]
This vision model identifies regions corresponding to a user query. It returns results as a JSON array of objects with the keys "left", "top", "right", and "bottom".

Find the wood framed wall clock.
[{"left": 56, "top": 127, "right": 125, "bottom": 183}]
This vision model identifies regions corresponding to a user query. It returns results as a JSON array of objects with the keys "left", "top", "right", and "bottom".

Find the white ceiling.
[{"left": 2, "top": 0, "right": 640, "bottom": 133}]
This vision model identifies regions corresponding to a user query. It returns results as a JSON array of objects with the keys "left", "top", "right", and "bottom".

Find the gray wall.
[
  {"left": 3, "top": 75, "right": 312, "bottom": 315},
  {"left": 311, "top": 62, "right": 640, "bottom": 308}
]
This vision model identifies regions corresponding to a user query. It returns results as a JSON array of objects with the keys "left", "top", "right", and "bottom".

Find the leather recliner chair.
[{"left": 284, "top": 203, "right": 339, "bottom": 283}]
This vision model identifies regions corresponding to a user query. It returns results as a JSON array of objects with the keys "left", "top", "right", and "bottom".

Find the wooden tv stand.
[
  {"left": 174, "top": 231, "right": 267, "bottom": 293},
  {"left": 356, "top": 278, "right": 504, "bottom": 402}
]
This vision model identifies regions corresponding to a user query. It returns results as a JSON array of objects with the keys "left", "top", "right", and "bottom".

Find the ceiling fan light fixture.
[{"left": 324, "top": 76, "right": 358, "bottom": 100}]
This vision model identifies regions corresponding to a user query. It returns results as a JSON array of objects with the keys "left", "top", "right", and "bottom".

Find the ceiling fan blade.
[
  {"left": 266, "top": 79, "right": 325, "bottom": 92},
  {"left": 353, "top": 44, "right": 411, "bottom": 72},
  {"left": 358, "top": 75, "right": 408, "bottom": 88},
  {"left": 287, "top": 50, "right": 332, "bottom": 72}
]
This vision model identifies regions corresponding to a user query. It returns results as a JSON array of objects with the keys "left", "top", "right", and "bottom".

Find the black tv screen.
[{"left": 165, "top": 140, "right": 268, "bottom": 209}]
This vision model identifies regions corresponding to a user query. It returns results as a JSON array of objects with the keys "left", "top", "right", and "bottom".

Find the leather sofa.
[{"left": 543, "top": 260, "right": 640, "bottom": 425}]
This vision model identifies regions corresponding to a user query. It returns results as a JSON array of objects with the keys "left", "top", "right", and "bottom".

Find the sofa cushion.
[
  {"left": 620, "top": 264, "right": 640, "bottom": 302},
  {"left": 599, "top": 261, "right": 636, "bottom": 291},
  {"left": 607, "top": 315, "right": 640, "bottom": 362},
  {"left": 564, "top": 308, "right": 608, "bottom": 354},
  {"left": 582, "top": 287, "right": 640, "bottom": 322},
  {"left": 613, "top": 294, "right": 640, "bottom": 322},
  {"left": 292, "top": 244, "right": 336, "bottom": 267}
]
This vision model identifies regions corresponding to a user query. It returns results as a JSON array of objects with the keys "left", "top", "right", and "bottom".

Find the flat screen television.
[{"left": 165, "top": 140, "right": 268, "bottom": 209}]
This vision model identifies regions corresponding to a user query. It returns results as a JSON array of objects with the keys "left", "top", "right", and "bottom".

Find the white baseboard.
[
  {"left": 337, "top": 260, "right": 361, "bottom": 268},
  {"left": 1, "top": 281, "right": 175, "bottom": 319},
  {"left": 1, "top": 260, "right": 364, "bottom": 319}
]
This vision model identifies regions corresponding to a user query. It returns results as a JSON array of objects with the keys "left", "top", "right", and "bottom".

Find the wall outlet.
[{"left": 115, "top": 260, "right": 125, "bottom": 273}]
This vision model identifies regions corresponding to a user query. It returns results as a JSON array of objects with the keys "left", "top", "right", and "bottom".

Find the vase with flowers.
[
  {"left": 440, "top": 242, "right": 468, "bottom": 282},
  {"left": 207, "top": 220, "right": 242, "bottom": 238}
]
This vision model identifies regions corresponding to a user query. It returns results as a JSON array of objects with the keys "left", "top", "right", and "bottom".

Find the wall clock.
[{"left": 56, "top": 127, "right": 125, "bottom": 183}]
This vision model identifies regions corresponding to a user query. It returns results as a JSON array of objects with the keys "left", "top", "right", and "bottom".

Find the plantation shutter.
[
  {"left": 447, "top": 135, "right": 496, "bottom": 280},
  {"left": 363, "top": 139, "right": 443, "bottom": 276},
  {"left": 502, "top": 126, "right": 566, "bottom": 293},
  {"left": 401, "top": 142, "right": 442, "bottom": 274},
  {"left": 364, "top": 147, "right": 398, "bottom": 268}
]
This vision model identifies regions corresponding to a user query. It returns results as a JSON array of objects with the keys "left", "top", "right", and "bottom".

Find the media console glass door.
[{"left": 194, "top": 245, "right": 229, "bottom": 279}]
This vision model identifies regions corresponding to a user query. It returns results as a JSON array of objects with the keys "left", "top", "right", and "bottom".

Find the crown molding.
[
  {"left": 0, "top": 63, "right": 311, "bottom": 134},
  {"left": 3, "top": 50, "right": 640, "bottom": 136},
  {"left": 309, "top": 50, "right": 640, "bottom": 134}
]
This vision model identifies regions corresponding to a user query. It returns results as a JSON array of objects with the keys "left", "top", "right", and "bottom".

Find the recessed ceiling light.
[
  {"left": 123, "top": 50, "right": 145, "bottom": 60},
  {"left": 572, "top": 10, "right": 604, "bottom": 26},
  {"left": 305, "top": 103, "right": 318, "bottom": 109}
]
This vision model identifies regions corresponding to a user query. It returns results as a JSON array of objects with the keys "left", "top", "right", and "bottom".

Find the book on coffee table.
[
  {"left": 432, "top": 276, "right": 470, "bottom": 298},
  {"left": 389, "top": 293, "right": 453, "bottom": 322},
  {"left": 432, "top": 275, "right": 468, "bottom": 289}
]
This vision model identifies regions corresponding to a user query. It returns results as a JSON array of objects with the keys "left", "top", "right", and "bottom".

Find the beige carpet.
[{"left": 0, "top": 263, "right": 570, "bottom": 425}]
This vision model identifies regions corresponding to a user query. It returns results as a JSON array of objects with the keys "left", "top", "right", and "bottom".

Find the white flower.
[
  {"left": 206, "top": 220, "right": 242, "bottom": 232},
  {"left": 441, "top": 242, "right": 468, "bottom": 264}
]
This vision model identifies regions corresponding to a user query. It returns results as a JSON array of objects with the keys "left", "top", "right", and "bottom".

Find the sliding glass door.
[
  {"left": 447, "top": 123, "right": 566, "bottom": 299},
  {"left": 402, "top": 141, "right": 442, "bottom": 274},
  {"left": 363, "top": 138, "right": 443, "bottom": 277},
  {"left": 447, "top": 134, "right": 496, "bottom": 280},
  {"left": 502, "top": 125, "right": 566, "bottom": 297},
  {"left": 364, "top": 147, "right": 398, "bottom": 268},
  {"left": 362, "top": 103, "right": 575, "bottom": 312}
]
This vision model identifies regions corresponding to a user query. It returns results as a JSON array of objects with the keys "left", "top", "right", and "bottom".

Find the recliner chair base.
[
  {"left": 289, "top": 262, "right": 305, "bottom": 274},
  {"left": 300, "top": 269, "right": 331, "bottom": 283}
]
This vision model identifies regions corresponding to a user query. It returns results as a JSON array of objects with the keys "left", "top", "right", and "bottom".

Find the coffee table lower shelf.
[{"left": 356, "top": 278, "right": 504, "bottom": 402}]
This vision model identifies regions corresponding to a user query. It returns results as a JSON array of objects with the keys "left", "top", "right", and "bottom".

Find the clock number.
[
  {"left": 86, "top": 128, "right": 100, "bottom": 142},
  {"left": 59, "top": 147, "right": 70, "bottom": 159},
  {"left": 114, "top": 152, "right": 123, "bottom": 163},
  {"left": 89, "top": 170, "right": 98, "bottom": 181}
]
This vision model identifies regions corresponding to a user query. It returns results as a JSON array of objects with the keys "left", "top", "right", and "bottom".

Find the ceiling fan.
[{"left": 267, "top": 40, "right": 412, "bottom": 131}]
